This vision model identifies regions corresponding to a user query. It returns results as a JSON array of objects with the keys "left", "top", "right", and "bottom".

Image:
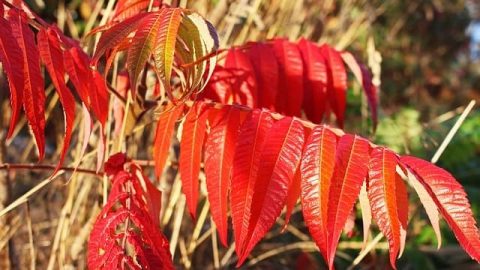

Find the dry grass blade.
[{"left": 0, "top": 172, "right": 64, "bottom": 218}]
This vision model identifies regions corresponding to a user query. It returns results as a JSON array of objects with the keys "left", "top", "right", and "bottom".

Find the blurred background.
[{"left": 1, "top": 0, "right": 480, "bottom": 269}]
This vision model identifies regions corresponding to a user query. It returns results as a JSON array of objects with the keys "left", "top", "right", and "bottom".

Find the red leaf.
[
  {"left": 153, "top": 8, "right": 183, "bottom": 97},
  {"left": 237, "top": 117, "right": 305, "bottom": 265},
  {"left": 204, "top": 106, "right": 242, "bottom": 246},
  {"left": 9, "top": 10, "right": 46, "bottom": 159},
  {"left": 298, "top": 38, "right": 327, "bottom": 123},
  {"left": 0, "top": 17, "right": 24, "bottom": 138},
  {"left": 127, "top": 11, "right": 164, "bottom": 92},
  {"left": 401, "top": 156, "right": 480, "bottom": 262},
  {"left": 37, "top": 28, "right": 76, "bottom": 170},
  {"left": 92, "top": 12, "right": 152, "bottom": 65},
  {"left": 179, "top": 102, "right": 209, "bottom": 219},
  {"left": 112, "top": 0, "right": 160, "bottom": 21},
  {"left": 320, "top": 44, "right": 347, "bottom": 128},
  {"left": 300, "top": 126, "right": 337, "bottom": 262},
  {"left": 326, "top": 134, "right": 369, "bottom": 268},
  {"left": 224, "top": 48, "right": 258, "bottom": 108},
  {"left": 341, "top": 51, "right": 378, "bottom": 129},
  {"left": 153, "top": 104, "right": 184, "bottom": 177},
  {"left": 272, "top": 38, "right": 304, "bottom": 116},
  {"left": 246, "top": 42, "right": 278, "bottom": 110},
  {"left": 283, "top": 163, "right": 302, "bottom": 229},
  {"left": 64, "top": 46, "right": 108, "bottom": 126},
  {"left": 200, "top": 66, "right": 235, "bottom": 104},
  {"left": 91, "top": 70, "right": 109, "bottom": 126},
  {"left": 231, "top": 109, "right": 274, "bottom": 258},
  {"left": 367, "top": 147, "right": 407, "bottom": 268}
]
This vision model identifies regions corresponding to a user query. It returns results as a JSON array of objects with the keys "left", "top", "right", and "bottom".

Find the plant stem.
[{"left": 0, "top": 163, "right": 102, "bottom": 177}]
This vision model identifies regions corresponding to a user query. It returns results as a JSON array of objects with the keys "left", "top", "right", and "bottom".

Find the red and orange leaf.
[
  {"left": 246, "top": 42, "right": 278, "bottom": 110},
  {"left": 300, "top": 126, "right": 337, "bottom": 261},
  {"left": 367, "top": 147, "right": 404, "bottom": 268},
  {"left": 111, "top": 0, "right": 159, "bottom": 21},
  {"left": 0, "top": 17, "right": 24, "bottom": 138},
  {"left": 283, "top": 164, "right": 302, "bottom": 229},
  {"left": 91, "top": 70, "right": 109, "bottom": 126},
  {"left": 179, "top": 102, "right": 209, "bottom": 218},
  {"left": 92, "top": 12, "right": 152, "bottom": 65},
  {"left": 320, "top": 44, "right": 347, "bottom": 128},
  {"left": 64, "top": 46, "right": 108, "bottom": 126},
  {"left": 231, "top": 109, "right": 274, "bottom": 257},
  {"left": 341, "top": 51, "right": 378, "bottom": 129},
  {"left": 326, "top": 134, "right": 369, "bottom": 268},
  {"left": 237, "top": 117, "right": 305, "bottom": 265},
  {"left": 37, "top": 28, "right": 76, "bottom": 170},
  {"left": 153, "top": 8, "right": 183, "bottom": 97},
  {"left": 401, "top": 156, "right": 480, "bottom": 263},
  {"left": 395, "top": 172, "right": 409, "bottom": 257},
  {"left": 9, "top": 10, "right": 46, "bottom": 159},
  {"left": 127, "top": 10, "right": 164, "bottom": 92},
  {"left": 298, "top": 38, "right": 327, "bottom": 123},
  {"left": 204, "top": 106, "right": 242, "bottom": 246},
  {"left": 224, "top": 48, "right": 258, "bottom": 108},
  {"left": 272, "top": 39, "right": 304, "bottom": 116},
  {"left": 153, "top": 104, "right": 184, "bottom": 177}
]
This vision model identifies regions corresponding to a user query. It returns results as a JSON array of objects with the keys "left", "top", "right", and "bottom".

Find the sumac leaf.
[
  {"left": 153, "top": 104, "right": 184, "bottom": 177},
  {"left": 326, "top": 134, "right": 369, "bottom": 268},
  {"left": 179, "top": 102, "right": 209, "bottom": 218},
  {"left": 401, "top": 156, "right": 480, "bottom": 262},
  {"left": 301, "top": 126, "right": 337, "bottom": 262},
  {"left": 204, "top": 106, "right": 242, "bottom": 246},
  {"left": 231, "top": 109, "right": 273, "bottom": 258},
  {"left": 237, "top": 117, "right": 305, "bottom": 265}
]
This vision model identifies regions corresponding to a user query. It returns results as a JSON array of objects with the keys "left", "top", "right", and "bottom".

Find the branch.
[{"left": 0, "top": 163, "right": 103, "bottom": 177}]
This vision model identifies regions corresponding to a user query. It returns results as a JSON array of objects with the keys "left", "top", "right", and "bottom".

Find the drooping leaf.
[
  {"left": 237, "top": 117, "right": 305, "bottom": 265},
  {"left": 153, "top": 104, "right": 184, "bottom": 177},
  {"left": 9, "top": 10, "right": 46, "bottom": 159},
  {"left": 401, "top": 156, "right": 480, "bottom": 263},
  {"left": 341, "top": 51, "right": 378, "bottom": 129},
  {"left": 283, "top": 163, "right": 302, "bottom": 229},
  {"left": 404, "top": 165, "right": 442, "bottom": 248},
  {"left": 326, "top": 134, "right": 369, "bottom": 268},
  {"left": 37, "top": 28, "right": 76, "bottom": 170},
  {"left": 298, "top": 38, "right": 327, "bottom": 123},
  {"left": 272, "top": 38, "right": 304, "bottom": 116},
  {"left": 320, "top": 44, "right": 347, "bottom": 128},
  {"left": 300, "top": 126, "right": 337, "bottom": 262},
  {"left": 92, "top": 12, "right": 153, "bottom": 65},
  {"left": 176, "top": 11, "right": 218, "bottom": 95},
  {"left": 179, "top": 102, "right": 209, "bottom": 218},
  {"left": 88, "top": 155, "right": 173, "bottom": 269},
  {"left": 127, "top": 10, "right": 165, "bottom": 93},
  {"left": 0, "top": 17, "right": 24, "bottom": 138},
  {"left": 204, "top": 106, "right": 242, "bottom": 246},
  {"left": 231, "top": 109, "right": 274, "bottom": 258},
  {"left": 64, "top": 46, "right": 109, "bottom": 126},
  {"left": 153, "top": 8, "right": 183, "bottom": 98},
  {"left": 368, "top": 147, "right": 406, "bottom": 269},
  {"left": 224, "top": 48, "right": 258, "bottom": 108},
  {"left": 111, "top": 0, "right": 160, "bottom": 21},
  {"left": 247, "top": 42, "right": 279, "bottom": 110}
]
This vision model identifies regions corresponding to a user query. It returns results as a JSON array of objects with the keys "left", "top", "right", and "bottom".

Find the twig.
[{"left": 0, "top": 163, "right": 102, "bottom": 177}]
